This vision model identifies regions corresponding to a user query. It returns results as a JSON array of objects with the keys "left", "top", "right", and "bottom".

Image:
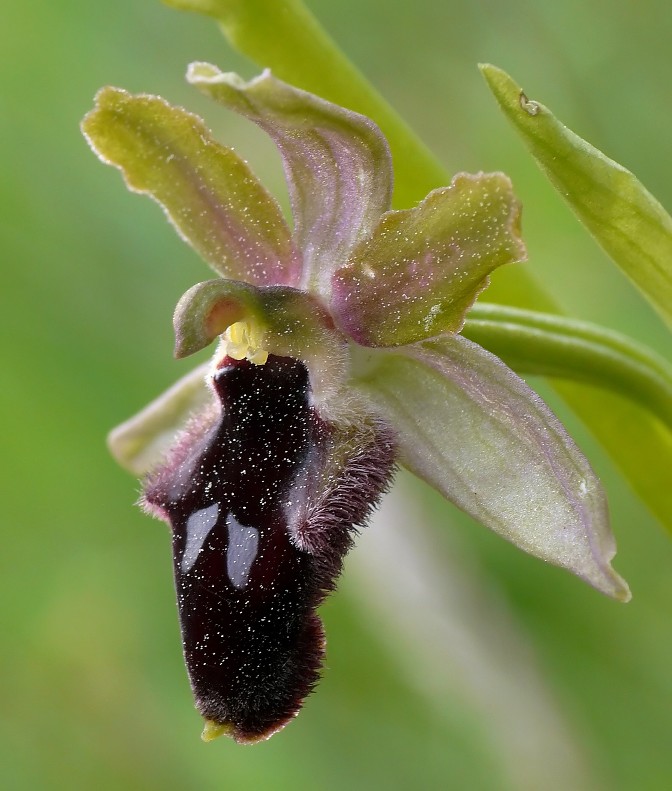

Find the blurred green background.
[{"left": 2, "top": 1, "right": 672, "bottom": 789}]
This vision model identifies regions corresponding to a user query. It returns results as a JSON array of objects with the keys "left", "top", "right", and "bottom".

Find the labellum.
[{"left": 143, "top": 351, "right": 396, "bottom": 743}]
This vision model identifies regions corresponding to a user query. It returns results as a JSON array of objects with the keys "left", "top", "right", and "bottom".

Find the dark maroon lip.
[{"left": 143, "top": 354, "right": 396, "bottom": 742}]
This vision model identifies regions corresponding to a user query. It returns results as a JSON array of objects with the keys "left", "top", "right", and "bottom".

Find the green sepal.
[
  {"left": 81, "top": 86, "right": 300, "bottom": 286},
  {"left": 353, "top": 335, "right": 630, "bottom": 601},
  {"left": 188, "top": 62, "right": 393, "bottom": 297},
  {"left": 162, "top": 0, "right": 444, "bottom": 206},
  {"left": 108, "top": 364, "right": 213, "bottom": 476}
]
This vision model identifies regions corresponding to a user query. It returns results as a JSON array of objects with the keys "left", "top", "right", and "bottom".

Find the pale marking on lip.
[
  {"left": 181, "top": 503, "right": 220, "bottom": 572},
  {"left": 226, "top": 514, "right": 260, "bottom": 589}
]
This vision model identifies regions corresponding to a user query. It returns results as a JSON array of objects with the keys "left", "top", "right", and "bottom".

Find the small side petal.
[
  {"left": 108, "top": 364, "right": 214, "bottom": 476},
  {"left": 352, "top": 335, "right": 630, "bottom": 600},
  {"left": 81, "top": 87, "right": 301, "bottom": 286},
  {"left": 173, "top": 279, "right": 350, "bottom": 413},
  {"left": 188, "top": 63, "right": 393, "bottom": 295},
  {"left": 332, "top": 172, "right": 526, "bottom": 347},
  {"left": 173, "top": 279, "right": 264, "bottom": 359}
]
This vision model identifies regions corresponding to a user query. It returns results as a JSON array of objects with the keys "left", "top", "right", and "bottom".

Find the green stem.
[{"left": 464, "top": 304, "right": 672, "bottom": 430}]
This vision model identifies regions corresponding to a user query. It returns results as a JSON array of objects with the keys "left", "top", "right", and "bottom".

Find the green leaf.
[
  {"left": 81, "top": 86, "right": 301, "bottom": 286},
  {"left": 331, "top": 172, "right": 525, "bottom": 346},
  {"left": 553, "top": 383, "right": 672, "bottom": 529},
  {"left": 480, "top": 63, "right": 672, "bottom": 329},
  {"left": 353, "top": 335, "right": 630, "bottom": 601}
]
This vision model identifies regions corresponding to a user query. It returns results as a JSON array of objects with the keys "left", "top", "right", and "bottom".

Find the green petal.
[
  {"left": 331, "top": 172, "right": 526, "bottom": 347},
  {"left": 480, "top": 64, "right": 672, "bottom": 329},
  {"left": 352, "top": 335, "right": 630, "bottom": 601},
  {"left": 188, "top": 62, "right": 393, "bottom": 296},
  {"left": 173, "top": 279, "right": 265, "bottom": 359},
  {"left": 81, "top": 87, "right": 300, "bottom": 286},
  {"left": 108, "top": 364, "right": 213, "bottom": 476}
]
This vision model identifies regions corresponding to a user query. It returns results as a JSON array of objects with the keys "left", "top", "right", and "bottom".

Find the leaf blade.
[{"left": 480, "top": 63, "right": 672, "bottom": 328}]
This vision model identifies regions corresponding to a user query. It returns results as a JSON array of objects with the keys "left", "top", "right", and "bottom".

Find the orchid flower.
[{"left": 81, "top": 63, "right": 629, "bottom": 744}]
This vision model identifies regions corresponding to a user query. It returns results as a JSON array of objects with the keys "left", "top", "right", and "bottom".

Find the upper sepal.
[
  {"left": 81, "top": 86, "right": 301, "bottom": 286},
  {"left": 331, "top": 172, "right": 526, "bottom": 347},
  {"left": 188, "top": 63, "right": 394, "bottom": 297},
  {"left": 352, "top": 334, "right": 630, "bottom": 601}
]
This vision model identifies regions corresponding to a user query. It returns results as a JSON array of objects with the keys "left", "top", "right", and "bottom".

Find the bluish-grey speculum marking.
[
  {"left": 181, "top": 503, "right": 219, "bottom": 572},
  {"left": 226, "top": 514, "right": 259, "bottom": 589}
]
